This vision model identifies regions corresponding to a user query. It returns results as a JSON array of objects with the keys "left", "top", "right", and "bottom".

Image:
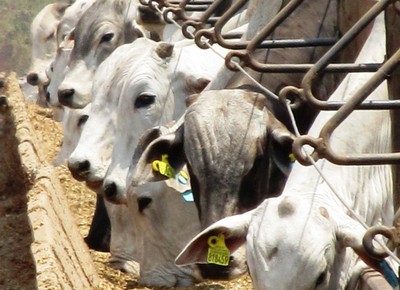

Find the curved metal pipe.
[
  {"left": 363, "top": 226, "right": 394, "bottom": 260},
  {"left": 301, "top": 0, "right": 392, "bottom": 110}
]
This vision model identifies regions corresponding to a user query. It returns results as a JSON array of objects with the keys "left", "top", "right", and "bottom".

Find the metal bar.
[
  {"left": 221, "top": 0, "right": 306, "bottom": 66},
  {"left": 292, "top": 47, "right": 400, "bottom": 166},
  {"left": 180, "top": 0, "right": 227, "bottom": 37},
  {"left": 225, "top": 60, "right": 381, "bottom": 73},
  {"left": 170, "top": 0, "right": 214, "bottom": 4},
  {"left": 183, "top": 5, "right": 209, "bottom": 11},
  {"left": 301, "top": 0, "right": 393, "bottom": 110},
  {"left": 196, "top": 35, "right": 337, "bottom": 50},
  {"left": 246, "top": 0, "right": 305, "bottom": 53},
  {"left": 194, "top": 0, "right": 248, "bottom": 48},
  {"left": 195, "top": 0, "right": 307, "bottom": 51}
]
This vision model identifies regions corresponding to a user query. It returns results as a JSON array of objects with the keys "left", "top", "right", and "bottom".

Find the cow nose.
[
  {"left": 58, "top": 88, "right": 75, "bottom": 106},
  {"left": 27, "top": 72, "right": 39, "bottom": 86},
  {"left": 68, "top": 159, "right": 91, "bottom": 180},
  {"left": 103, "top": 182, "right": 117, "bottom": 200},
  {"left": 46, "top": 91, "right": 50, "bottom": 103}
]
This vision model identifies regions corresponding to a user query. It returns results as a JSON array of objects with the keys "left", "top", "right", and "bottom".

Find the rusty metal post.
[{"left": 386, "top": 2, "right": 400, "bottom": 217}]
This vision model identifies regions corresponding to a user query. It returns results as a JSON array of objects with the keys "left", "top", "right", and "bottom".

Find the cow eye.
[
  {"left": 46, "top": 32, "right": 55, "bottom": 41},
  {"left": 77, "top": 115, "right": 89, "bottom": 127},
  {"left": 45, "top": 63, "right": 54, "bottom": 78},
  {"left": 315, "top": 271, "right": 327, "bottom": 287},
  {"left": 100, "top": 32, "right": 114, "bottom": 43},
  {"left": 134, "top": 93, "right": 156, "bottom": 108},
  {"left": 138, "top": 197, "right": 152, "bottom": 212}
]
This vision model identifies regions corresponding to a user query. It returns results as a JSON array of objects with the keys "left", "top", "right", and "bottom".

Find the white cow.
[
  {"left": 56, "top": 0, "right": 97, "bottom": 46},
  {"left": 101, "top": 39, "right": 227, "bottom": 204},
  {"left": 69, "top": 38, "right": 226, "bottom": 276},
  {"left": 46, "top": 45, "right": 72, "bottom": 121},
  {"left": 128, "top": 179, "right": 199, "bottom": 287},
  {"left": 26, "top": 2, "right": 70, "bottom": 106},
  {"left": 44, "top": 0, "right": 97, "bottom": 118},
  {"left": 67, "top": 42, "right": 146, "bottom": 273},
  {"left": 67, "top": 40, "right": 151, "bottom": 189},
  {"left": 126, "top": 128, "right": 201, "bottom": 286},
  {"left": 57, "top": 0, "right": 143, "bottom": 109},
  {"left": 176, "top": 13, "right": 396, "bottom": 290}
]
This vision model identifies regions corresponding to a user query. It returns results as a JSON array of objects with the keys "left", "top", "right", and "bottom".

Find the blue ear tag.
[
  {"left": 177, "top": 171, "right": 189, "bottom": 185},
  {"left": 182, "top": 190, "right": 194, "bottom": 202}
]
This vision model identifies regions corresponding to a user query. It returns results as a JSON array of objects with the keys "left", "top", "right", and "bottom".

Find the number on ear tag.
[
  {"left": 152, "top": 154, "right": 175, "bottom": 178},
  {"left": 207, "top": 234, "right": 230, "bottom": 266}
]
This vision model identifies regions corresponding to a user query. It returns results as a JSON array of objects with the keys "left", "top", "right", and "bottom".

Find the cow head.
[
  {"left": 100, "top": 41, "right": 213, "bottom": 205},
  {"left": 53, "top": 104, "right": 90, "bottom": 166},
  {"left": 176, "top": 195, "right": 387, "bottom": 290},
  {"left": 66, "top": 41, "right": 145, "bottom": 190},
  {"left": 57, "top": 0, "right": 144, "bottom": 109},
  {"left": 46, "top": 38, "right": 74, "bottom": 117},
  {"left": 131, "top": 89, "right": 294, "bottom": 225},
  {"left": 124, "top": 167, "right": 201, "bottom": 287},
  {"left": 129, "top": 89, "right": 295, "bottom": 280},
  {"left": 27, "top": 2, "right": 70, "bottom": 107}
]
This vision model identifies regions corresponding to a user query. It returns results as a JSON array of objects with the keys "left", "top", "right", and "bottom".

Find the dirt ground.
[{"left": 1, "top": 74, "right": 253, "bottom": 290}]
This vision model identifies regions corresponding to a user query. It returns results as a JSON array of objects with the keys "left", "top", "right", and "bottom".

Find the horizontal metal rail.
[
  {"left": 224, "top": 60, "right": 381, "bottom": 73},
  {"left": 192, "top": 0, "right": 248, "bottom": 48}
]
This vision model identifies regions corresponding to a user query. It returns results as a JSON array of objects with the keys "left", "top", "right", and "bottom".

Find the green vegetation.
[{"left": 0, "top": 0, "right": 54, "bottom": 75}]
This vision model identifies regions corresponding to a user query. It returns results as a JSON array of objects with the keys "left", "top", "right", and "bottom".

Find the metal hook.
[
  {"left": 194, "top": 29, "right": 216, "bottom": 49},
  {"left": 224, "top": 50, "right": 248, "bottom": 71},
  {"left": 363, "top": 225, "right": 396, "bottom": 260},
  {"left": 278, "top": 86, "right": 305, "bottom": 110}
]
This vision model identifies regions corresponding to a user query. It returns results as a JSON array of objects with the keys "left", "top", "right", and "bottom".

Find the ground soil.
[{"left": 0, "top": 74, "right": 253, "bottom": 290}]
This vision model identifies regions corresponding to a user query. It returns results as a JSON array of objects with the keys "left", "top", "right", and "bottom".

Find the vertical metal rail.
[{"left": 385, "top": 2, "right": 400, "bottom": 233}]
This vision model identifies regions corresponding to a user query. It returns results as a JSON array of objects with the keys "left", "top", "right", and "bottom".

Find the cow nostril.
[
  {"left": 77, "top": 160, "right": 90, "bottom": 173},
  {"left": 104, "top": 182, "right": 117, "bottom": 199},
  {"left": 68, "top": 159, "right": 90, "bottom": 175},
  {"left": 58, "top": 88, "right": 75, "bottom": 105},
  {"left": 27, "top": 73, "right": 39, "bottom": 86},
  {"left": 46, "top": 91, "right": 50, "bottom": 103}
]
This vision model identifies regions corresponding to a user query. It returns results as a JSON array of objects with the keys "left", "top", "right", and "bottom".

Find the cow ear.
[
  {"left": 336, "top": 221, "right": 384, "bottom": 272},
  {"left": 175, "top": 210, "right": 253, "bottom": 266},
  {"left": 53, "top": 2, "right": 70, "bottom": 18},
  {"left": 128, "top": 123, "right": 186, "bottom": 187},
  {"left": 266, "top": 111, "right": 295, "bottom": 176},
  {"left": 186, "top": 76, "right": 211, "bottom": 94},
  {"left": 126, "top": 21, "right": 146, "bottom": 42},
  {"left": 60, "top": 31, "right": 75, "bottom": 49}
]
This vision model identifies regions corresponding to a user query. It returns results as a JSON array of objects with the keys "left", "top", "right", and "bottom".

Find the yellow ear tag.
[
  {"left": 207, "top": 234, "right": 230, "bottom": 266},
  {"left": 152, "top": 154, "right": 175, "bottom": 178},
  {"left": 289, "top": 153, "right": 296, "bottom": 162}
]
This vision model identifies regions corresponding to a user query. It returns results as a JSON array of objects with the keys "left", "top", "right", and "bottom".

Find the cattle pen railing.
[{"left": 142, "top": 0, "right": 400, "bottom": 190}]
